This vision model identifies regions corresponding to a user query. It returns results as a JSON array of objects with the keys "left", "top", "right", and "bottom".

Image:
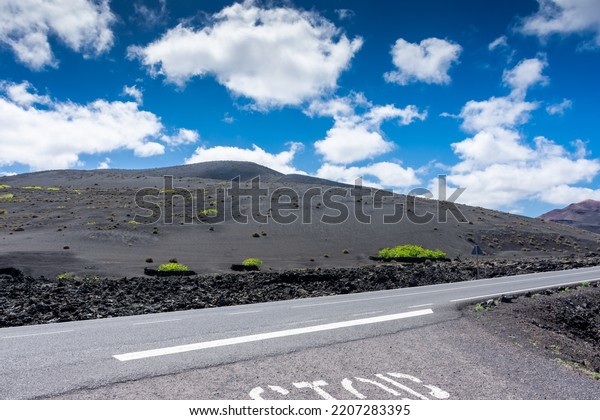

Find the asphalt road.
[{"left": 2, "top": 266, "right": 600, "bottom": 400}]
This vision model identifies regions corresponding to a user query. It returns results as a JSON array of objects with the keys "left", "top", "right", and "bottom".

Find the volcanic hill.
[{"left": 1, "top": 161, "right": 598, "bottom": 278}]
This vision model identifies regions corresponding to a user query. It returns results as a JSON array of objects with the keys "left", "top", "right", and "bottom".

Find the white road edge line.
[
  {"left": 133, "top": 319, "right": 182, "bottom": 326},
  {"left": 113, "top": 309, "right": 434, "bottom": 362},
  {"left": 450, "top": 279, "right": 600, "bottom": 303},
  {"left": 1, "top": 330, "right": 74, "bottom": 339},
  {"left": 409, "top": 303, "right": 434, "bottom": 308}
]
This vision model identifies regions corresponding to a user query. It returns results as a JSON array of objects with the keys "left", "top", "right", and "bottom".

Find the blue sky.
[{"left": 0, "top": 0, "right": 599, "bottom": 216}]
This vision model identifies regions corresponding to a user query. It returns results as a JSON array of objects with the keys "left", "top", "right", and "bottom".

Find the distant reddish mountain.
[{"left": 540, "top": 200, "right": 600, "bottom": 234}]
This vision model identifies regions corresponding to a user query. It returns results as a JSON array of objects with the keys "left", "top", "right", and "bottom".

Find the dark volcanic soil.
[
  {"left": 2, "top": 256, "right": 600, "bottom": 328},
  {"left": 467, "top": 283, "right": 600, "bottom": 379}
]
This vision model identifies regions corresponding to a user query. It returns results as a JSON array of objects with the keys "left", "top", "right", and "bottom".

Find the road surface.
[{"left": 2, "top": 266, "right": 600, "bottom": 399}]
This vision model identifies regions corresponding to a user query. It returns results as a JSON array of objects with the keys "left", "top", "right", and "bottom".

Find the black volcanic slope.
[
  {"left": 540, "top": 200, "right": 600, "bottom": 234},
  {"left": 1, "top": 161, "right": 599, "bottom": 278}
]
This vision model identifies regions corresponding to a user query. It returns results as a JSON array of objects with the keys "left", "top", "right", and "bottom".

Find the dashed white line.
[
  {"left": 285, "top": 319, "right": 327, "bottom": 327},
  {"left": 292, "top": 274, "right": 600, "bottom": 309},
  {"left": 228, "top": 310, "right": 261, "bottom": 316},
  {"left": 351, "top": 311, "right": 383, "bottom": 317},
  {"left": 1, "top": 330, "right": 74, "bottom": 339},
  {"left": 408, "top": 303, "right": 434, "bottom": 309},
  {"left": 113, "top": 309, "right": 434, "bottom": 361},
  {"left": 133, "top": 319, "right": 181, "bottom": 326},
  {"left": 449, "top": 279, "right": 600, "bottom": 303}
]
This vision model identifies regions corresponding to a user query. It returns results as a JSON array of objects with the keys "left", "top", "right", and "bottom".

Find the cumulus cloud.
[
  {"left": 542, "top": 184, "right": 600, "bottom": 205},
  {"left": 502, "top": 57, "right": 548, "bottom": 96},
  {"left": 0, "top": 0, "right": 115, "bottom": 69},
  {"left": 546, "top": 98, "right": 573, "bottom": 115},
  {"left": 122, "top": 85, "right": 143, "bottom": 104},
  {"left": 316, "top": 162, "right": 420, "bottom": 190},
  {"left": 0, "top": 81, "right": 199, "bottom": 171},
  {"left": 129, "top": 1, "right": 363, "bottom": 108},
  {"left": 384, "top": 37, "right": 462, "bottom": 85},
  {"left": 519, "top": 0, "right": 600, "bottom": 46},
  {"left": 185, "top": 142, "right": 304, "bottom": 175},
  {"left": 162, "top": 128, "right": 199, "bottom": 146},
  {"left": 310, "top": 95, "right": 427, "bottom": 164},
  {"left": 97, "top": 157, "right": 111, "bottom": 169},
  {"left": 459, "top": 96, "right": 538, "bottom": 133},
  {"left": 444, "top": 58, "right": 600, "bottom": 209}
]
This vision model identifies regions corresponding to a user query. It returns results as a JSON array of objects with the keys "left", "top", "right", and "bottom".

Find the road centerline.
[
  {"left": 1, "top": 330, "right": 74, "bottom": 339},
  {"left": 132, "top": 319, "right": 182, "bottom": 326},
  {"left": 113, "top": 309, "right": 434, "bottom": 362}
]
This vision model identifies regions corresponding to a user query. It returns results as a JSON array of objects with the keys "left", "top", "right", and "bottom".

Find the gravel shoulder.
[{"left": 465, "top": 282, "right": 600, "bottom": 382}]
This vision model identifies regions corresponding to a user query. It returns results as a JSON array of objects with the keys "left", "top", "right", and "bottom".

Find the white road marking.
[
  {"left": 376, "top": 374, "right": 428, "bottom": 400},
  {"left": 285, "top": 319, "right": 327, "bottom": 326},
  {"left": 449, "top": 279, "right": 600, "bottom": 303},
  {"left": 351, "top": 311, "right": 383, "bottom": 317},
  {"left": 354, "top": 377, "right": 403, "bottom": 398},
  {"left": 341, "top": 378, "right": 367, "bottom": 399},
  {"left": 113, "top": 309, "right": 434, "bottom": 361},
  {"left": 293, "top": 381, "right": 335, "bottom": 400},
  {"left": 408, "top": 303, "right": 434, "bottom": 308},
  {"left": 1, "top": 330, "right": 73, "bottom": 339},
  {"left": 133, "top": 319, "right": 181, "bottom": 326},
  {"left": 228, "top": 310, "right": 261, "bottom": 316},
  {"left": 293, "top": 275, "right": 600, "bottom": 308}
]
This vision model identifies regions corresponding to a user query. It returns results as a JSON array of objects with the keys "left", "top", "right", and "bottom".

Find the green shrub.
[
  {"left": 242, "top": 258, "right": 263, "bottom": 268},
  {"left": 199, "top": 208, "right": 218, "bottom": 216},
  {"left": 158, "top": 262, "right": 190, "bottom": 272},
  {"left": 22, "top": 186, "right": 43, "bottom": 190},
  {"left": 56, "top": 272, "right": 76, "bottom": 280},
  {"left": 378, "top": 245, "right": 447, "bottom": 259},
  {"left": 0, "top": 209, "right": 7, "bottom": 215},
  {"left": 0, "top": 193, "right": 14, "bottom": 201},
  {"left": 0, "top": 184, "right": 10, "bottom": 189},
  {"left": 46, "top": 187, "right": 60, "bottom": 191}
]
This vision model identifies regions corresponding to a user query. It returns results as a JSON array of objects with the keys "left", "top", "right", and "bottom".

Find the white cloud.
[
  {"left": 97, "top": 157, "right": 111, "bottom": 169},
  {"left": 0, "top": 172, "right": 17, "bottom": 177},
  {"left": 222, "top": 113, "right": 235, "bottom": 124},
  {"left": 162, "top": 128, "right": 199, "bottom": 146},
  {"left": 0, "top": 81, "right": 193, "bottom": 171},
  {"left": 541, "top": 184, "right": 600, "bottom": 205},
  {"left": 122, "top": 85, "right": 143, "bottom": 104},
  {"left": 519, "top": 0, "right": 600, "bottom": 46},
  {"left": 129, "top": 1, "right": 362, "bottom": 108},
  {"left": 459, "top": 96, "right": 538, "bottom": 133},
  {"left": 1, "top": 81, "right": 51, "bottom": 107},
  {"left": 448, "top": 151, "right": 600, "bottom": 208},
  {"left": 443, "top": 57, "right": 600, "bottom": 209},
  {"left": 185, "top": 142, "right": 305, "bottom": 175},
  {"left": 452, "top": 127, "right": 534, "bottom": 170},
  {"left": 502, "top": 57, "right": 548, "bottom": 96},
  {"left": 384, "top": 37, "right": 462, "bottom": 85},
  {"left": 316, "top": 162, "right": 420, "bottom": 190},
  {"left": 0, "top": 0, "right": 115, "bottom": 69},
  {"left": 310, "top": 95, "right": 426, "bottom": 164},
  {"left": 546, "top": 98, "right": 573, "bottom": 115},
  {"left": 488, "top": 35, "right": 509, "bottom": 50}
]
